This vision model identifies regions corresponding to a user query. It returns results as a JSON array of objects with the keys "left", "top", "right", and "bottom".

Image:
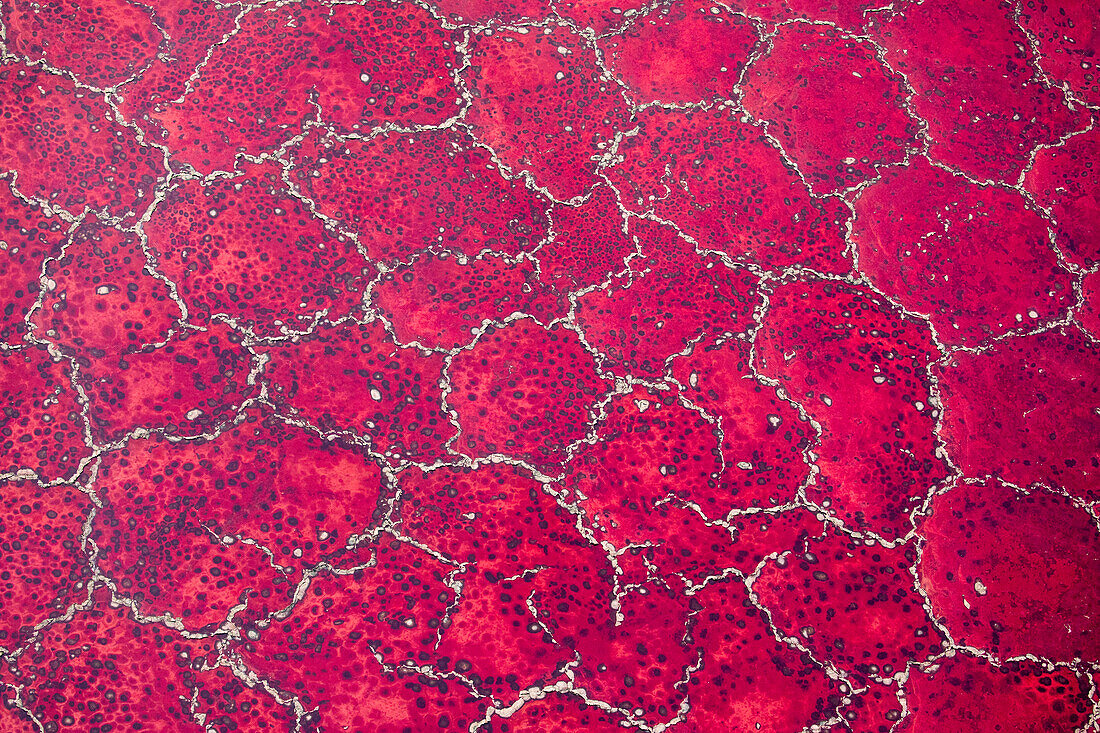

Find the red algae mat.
[{"left": 0, "top": 0, "right": 1099, "bottom": 730}]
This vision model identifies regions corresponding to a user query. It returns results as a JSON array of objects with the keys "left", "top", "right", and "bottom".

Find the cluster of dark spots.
[
  {"left": 0, "top": 61, "right": 165, "bottom": 222},
  {"left": 448, "top": 318, "right": 610, "bottom": 467},
  {"left": 605, "top": 105, "right": 851, "bottom": 273}
]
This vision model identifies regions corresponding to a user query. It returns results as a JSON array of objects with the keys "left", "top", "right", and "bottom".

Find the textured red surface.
[{"left": 0, "top": 0, "right": 1098, "bottom": 731}]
